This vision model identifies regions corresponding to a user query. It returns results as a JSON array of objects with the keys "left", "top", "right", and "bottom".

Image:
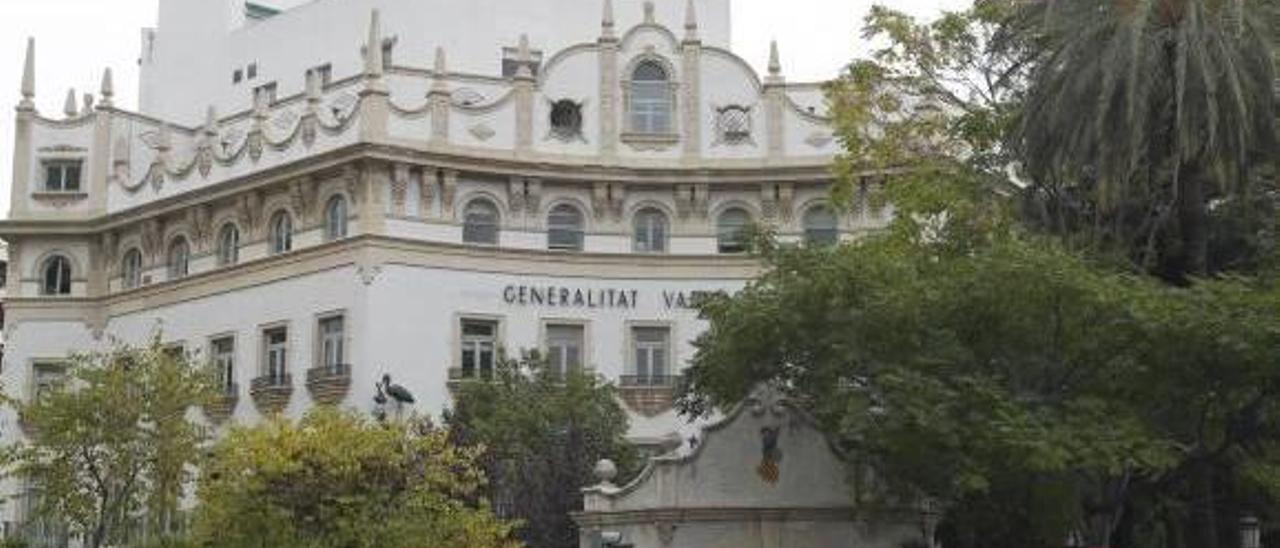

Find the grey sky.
[{"left": 0, "top": 0, "right": 966, "bottom": 216}]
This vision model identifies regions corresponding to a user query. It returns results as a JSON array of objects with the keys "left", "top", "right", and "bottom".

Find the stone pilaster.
[
  {"left": 680, "top": 0, "right": 702, "bottom": 161},
  {"left": 358, "top": 10, "right": 390, "bottom": 143},
  {"left": 514, "top": 35, "right": 536, "bottom": 156},
  {"left": 429, "top": 47, "right": 451, "bottom": 144},
  {"left": 598, "top": 23, "right": 620, "bottom": 160},
  {"left": 764, "top": 41, "right": 786, "bottom": 161}
]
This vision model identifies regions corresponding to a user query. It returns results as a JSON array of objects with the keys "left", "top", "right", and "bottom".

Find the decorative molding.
[
  {"left": 591, "top": 182, "right": 625, "bottom": 221},
  {"left": 468, "top": 123, "right": 496, "bottom": 142},
  {"left": 804, "top": 131, "right": 834, "bottom": 149},
  {"left": 674, "top": 184, "right": 709, "bottom": 219},
  {"left": 441, "top": 170, "right": 459, "bottom": 218},
  {"left": 356, "top": 264, "right": 383, "bottom": 286},
  {"left": 30, "top": 192, "right": 89, "bottom": 208},
  {"left": 760, "top": 182, "right": 794, "bottom": 222},
  {"left": 391, "top": 164, "right": 411, "bottom": 214},
  {"left": 620, "top": 132, "right": 679, "bottom": 152}
]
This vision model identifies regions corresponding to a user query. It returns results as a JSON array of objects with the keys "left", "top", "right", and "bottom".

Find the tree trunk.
[{"left": 1176, "top": 170, "right": 1209, "bottom": 279}]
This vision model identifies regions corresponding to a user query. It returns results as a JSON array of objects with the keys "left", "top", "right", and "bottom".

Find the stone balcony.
[
  {"left": 617, "top": 375, "right": 681, "bottom": 417},
  {"left": 306, "top": 364, "right": 352, "bottom": 406},
  {"left": 249, "top": 374, "right": 293, "bottom": 415},
  {"left": 203, "top": 382, "right": 239, "bottom": 424}
]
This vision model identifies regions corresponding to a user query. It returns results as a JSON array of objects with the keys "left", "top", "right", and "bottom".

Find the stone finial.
[
  {"left": 601, "top": 0, "right": 616, "bottom": 38},
  {"left": 64, "top": 88, "right": 79, "bottom": 118},
  {"left": 82, "top": 93, "right": 94, "bottom": 113},
  {"left": 593, "top": 459, "right": 618, "bottom": 485},
  {"left": 433, "top": 46, "right": 447, "bottom": 75},
  {"left": 253, "top": 86, "right": 269, "bottom": 120},
  {"left": 305, "top": 68, "right": 322, "bottom": 103},
  {"left": 515, "top": 34, "right": 534, "bottom": 80},
  {"left": 684, "top": 0, "right": 699, "bottom": 39},
  {"left": 431, "top": 47, "right": 449, "bottom": 93},
  {"left": 364, "top": 9, "right": 384, "bottom": 79},
  {"left": 203, "top": 105, "right": 219, "bottom": 136},
  {"left": 19, "top": 37, "right": 35, "bottom": 110},
  {"left": 768, "top": 40, "right": 783, "bottom": 80},
  {"left": 100, "top": 68, "right": 114, "bottom": 107},
  {"left": 517, "top": 34, "right": 532, "bottom": 63},
  {"left": 643, "top": 1, "right": 656, "bottom": 24}
]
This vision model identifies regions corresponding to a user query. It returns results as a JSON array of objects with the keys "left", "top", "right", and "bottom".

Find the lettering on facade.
[{"left": 501, "top": 285, "right": 722, "bottom": 310}]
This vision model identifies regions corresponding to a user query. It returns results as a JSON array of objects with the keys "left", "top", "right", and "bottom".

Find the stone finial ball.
[{"left": 594, "top": 459, "right": 618, "bottom": 483}]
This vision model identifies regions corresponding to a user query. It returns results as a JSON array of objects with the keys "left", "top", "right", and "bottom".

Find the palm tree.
[{"left": 1010, "top": 0, "right": 1276, "bottom": 283}]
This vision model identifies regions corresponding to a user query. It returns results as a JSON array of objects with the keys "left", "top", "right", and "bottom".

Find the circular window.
[{"left": 550, "top": 99, "right": 583, "bottom": 140}]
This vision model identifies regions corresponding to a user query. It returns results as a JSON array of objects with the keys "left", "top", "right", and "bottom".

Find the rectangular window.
[
  {"left": 545, "top": 324, "right": 584, "bottom": 378},
  {"left": 631, "top": 326, "right": 670, "bottom": 386},
  {"left": 319, "top": 315, "right": 345, "bottom": 375},
  {"left": 211, "top": 337, "right": 235, "bottom": 395},
  {"left": 31, "top": 362, "right": 67, "bottom": 403},
  {"left": 42, "top": 161, "right": 82, "bottom": 193},
  {"left": 460, "top": 319, "right": 497, "bottom": 380},
  {"left": 246, "top": 63, "right": 258, "bottom": 80},
  {"left": 232, "top": 69, "right": 243, "bottom": 84},
  {"left": 263, "top": 327, "right": 288, "bottom": 385}
]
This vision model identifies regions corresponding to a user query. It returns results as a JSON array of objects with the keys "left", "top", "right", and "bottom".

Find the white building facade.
[{"left": 1, "top": 0, "right": 886, "bottom": 534}]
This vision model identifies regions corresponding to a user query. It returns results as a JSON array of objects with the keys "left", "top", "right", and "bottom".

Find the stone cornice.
[
  {"left": 4, "top": 234, "right": 760, "bottom": 322},
  {"left": 0, "top": 142, "right": 839, "bottom": 236}
]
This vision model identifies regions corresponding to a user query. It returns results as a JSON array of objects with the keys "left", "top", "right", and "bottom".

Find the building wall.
[{"left": 0, "top": 0, "right": 873, "bottom": 534}]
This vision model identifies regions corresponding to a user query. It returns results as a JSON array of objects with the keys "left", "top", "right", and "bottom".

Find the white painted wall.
[{"left": 140, "top": 0, "right": 734, "bottom": 124}]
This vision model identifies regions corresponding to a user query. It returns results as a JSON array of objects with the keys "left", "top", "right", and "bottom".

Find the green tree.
[
  {"left": 1, "top": 337, "right": 213, "bottom": 548},
  {"left": 683, "top": 190, "right": 1280, "bottom": 547},
  {"left": 191, "top": 407, "right": 516, "bottom": 548},
  {"left": 1008, "top": 0, "right": 1277, "bottom": 281},
  {"left": 446, "top": 353, "right": 640, "bottom": 548}
]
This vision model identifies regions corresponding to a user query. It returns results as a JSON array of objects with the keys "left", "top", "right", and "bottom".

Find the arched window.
[
  {"left": 803, "top": 205, "right": 840, "bottom": 246},
  {"left": 547, "top": 204, "right": 584, "bottom": 251},
  {"left": 270, "top": 211, "right": 293, "bottom": 255},
  {"left": 629, "top": 60, "right": 673, "bottom": 134},
  {"left": 462, "top": 199, "right": 500, "bottom": 245},
  {"left": 167, "top": 238, "right": 191, "bottom": 280},
  {"left": 217, "top": 223, "right": 240, "bottom": 266},
  {"left": 41, "top": 256, "right": 72, "bottom": 296},
  {"left": 633, "top": 208, "right": 669, "bottom": 253},
  {"left": 121, "top": 249, "right": 143, "bottom": 289},
  {"left": 325, "top": 196, "right": 348, "bottom": 241},
  {"left": 716, "top": 208, "right": 751, "bottom": 254}
]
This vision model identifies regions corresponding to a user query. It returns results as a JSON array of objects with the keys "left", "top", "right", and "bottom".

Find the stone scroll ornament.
[{"left": 757, "top": 426, "right": 782, "bottom": 484}]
